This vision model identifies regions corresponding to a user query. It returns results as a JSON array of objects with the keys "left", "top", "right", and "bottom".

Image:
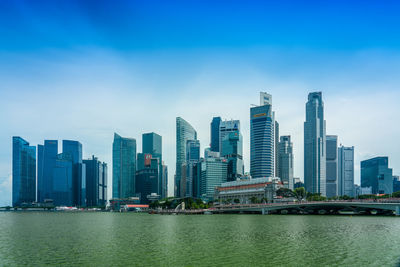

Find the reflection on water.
[{"left": 0, "top": 213, "right": 400, "bottom": 266}]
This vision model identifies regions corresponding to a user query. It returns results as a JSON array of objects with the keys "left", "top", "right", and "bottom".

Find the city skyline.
[{"left": 1, "top": 1, "right": 400, "bottom": 206}]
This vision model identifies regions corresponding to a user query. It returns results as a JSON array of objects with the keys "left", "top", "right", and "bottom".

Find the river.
[{"left": 0, "top": 212, "right": 399, "bottom": 266}]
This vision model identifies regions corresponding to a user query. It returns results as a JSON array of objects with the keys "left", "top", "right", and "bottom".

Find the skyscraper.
[
  {"left": 219, "top": 120, "right": 240, "bottom": 153},
  {"left": 185, "top": 139, "right": 201, "bottom": 197},
  {"left": 338, "top": 146, "right": 354, "bottom": 197},
  {"left": 136, "top": 157, "right": 160, "bottom": 203},
  {"left": 199, "top": 157, "right": 228, "bottom": 201},
  {"left": 250, "top": 92, "right": 275, "bottom": 178},
  {"left": 326, "top": 135, "right": 338, "bottom": 198},
  {"left": 113, "top": 133, "right": 136, "bottom": 199},
  {"left": 37, "top": 140, "right": 58, "bottom": 203},
  {"left": 221, "top": 131, "right": 243, "bottom": 181},
  {"left": 361, "top": 157, "right": 393, "bottom": 195},
  {"left": 141, "top": 132, "right": 164, "bottom": 199},
  {"left": 143, "top": 132, "right": 162, "bottom": 159},
  {"left": 175, "top": 117, "right": 197, "bottom": 198},
  {"left": 62, "top": 140, "right": 85, "bottom": 206},
  {"left": 12, "top": 137, "right": 36, "bottom": 207},
  {"left": 83, "top": 156, "right": 107, "bottom": 207},
  {"left": 210, "top": 117, "right": 221, "bottom": 152},
  {"left": 52, "top": 152, "right": 74, "bottom": 206},
  {"left": 275, "top": 121, "right": 280, "bottom": 178},
  {"left": 304, "top": 92, "right": 326, "bottom": 196},
  {"left": 278, "top": 136, "right": 294, "bottom": 190}
]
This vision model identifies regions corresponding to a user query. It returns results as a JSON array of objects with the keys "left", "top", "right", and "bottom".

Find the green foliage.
[
  {"left": 306, "top": 192, "right": 327, "bottom": 201},
  {"left": 276, "top": 188, "right": 295, "bottom": 198},
  {"left": 392, "top": 191, "right": 400, "bottom": 198},
  {"left": 293, "top": 187, "right": 306, "bottom": 202},
  {"left": 250, "top": 196, "right": 259, "bottom": 204},
  {"left": 233, "top": 198, "right": 240, "bottom": 204}
]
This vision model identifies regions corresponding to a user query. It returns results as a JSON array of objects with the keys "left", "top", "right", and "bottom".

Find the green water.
[{"left": 0, "top": 212, "right": 399, "bottom": 266}]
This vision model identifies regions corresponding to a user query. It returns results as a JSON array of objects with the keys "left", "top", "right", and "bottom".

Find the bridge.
[{"left": 210, "top": 200, "right": 400, "bottom": 216}]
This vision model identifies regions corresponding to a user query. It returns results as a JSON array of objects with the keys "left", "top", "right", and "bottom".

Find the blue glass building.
[
  {"left": 136, "top": 158, "right": 160, "bottom": 204},
  {"left": 83, "top": 156, "right": 107, "bottom": 207},
  {"left": 304, "top": 92, "right": 327, "bottom": 196},
  {"left": 361, "top": 157, "right": 393, "bottom": 194},
  {"left": 221, "top": 131, "right": 243, "bottom": 181},
  {"left": 52, "top": 153, "right": 74, "bottom": 206},
  {"left": 62, "top": 140, "right": 85, "bottom": 206},
  {"left": 37, "top": 140, "right": 58, "bottom": 203},
  {"left": 141, "top": 132, "right": 165, "bottom": 198},
  {"left": 176, "top": 117, "right": 197, "bottom": 197},
  {"left": 210, "top": 117, "right": 221, "bottom": 152},
  {"left": 250, "top": 93, "right": 275, "bottom": 178},
  {"left": 12, "top": 137, "right": 36, "bottom": 207},
  {"left": 113, "top": 133, "right": 136, "bottom": 199}
]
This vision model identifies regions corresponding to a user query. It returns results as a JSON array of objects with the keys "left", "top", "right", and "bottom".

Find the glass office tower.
[
  {"left": 83, "top": 156, "right": 107, "bottom": 207},
  {"left": 12, "top": 137, "right": 36, "bottom": 207},
  {"left": 304, "top": 92, "right": 327, "bottom": 196},
  {"left": 175, "top": 117, "right": 197, "bottom": 197},
  {"left": 326, "top": 135, "right": 338, "bottom": 198},
  {"left": 221, "top": 131, "right": 244, "bottom": 181},
  {"left": 219, "top": 120, "right": 240, "bottom": 153},
  {"left": 37, "top": 140, "right": 58, "bottom": 203},
  {"left": 361, "top": 157, "right": 393, "bottom": 195},
  {"left": 113, "top": 133, "right": 136, "bottom": 199},
  {"left": 142, "top": 132, "right": 164, "bottom": 198},
  {"left": 62, "top": 140, "right": 85, "bottom": 206},
  {"left": 338, "top": 146, "right": 354, "bottom": 197},
  {"left": 210, "top": 117, "right": 221, "bottom": 152},
  {"left": 250, "top": 92, "right": 275, "bottom": 178},
  {"left": 278, "top": 136, "right": 294, "bottom": 190}
]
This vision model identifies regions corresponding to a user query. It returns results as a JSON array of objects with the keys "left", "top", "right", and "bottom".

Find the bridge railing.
[{"left": 211, "top": 198, "right": 400, "bottom": 210}]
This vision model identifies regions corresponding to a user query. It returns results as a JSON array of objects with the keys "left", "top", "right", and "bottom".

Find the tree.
[
  {"left": 250, "top": 196, "right": 259, "bottom": 204},
  {"left": 276, "top": 188, "right": 295, "bottom": 198},
  {"left": 293, "top": 187, "right": 306, "bottom": 202},
  {"left": 234, "top": 198, "right": 240, "bottom": 204}
]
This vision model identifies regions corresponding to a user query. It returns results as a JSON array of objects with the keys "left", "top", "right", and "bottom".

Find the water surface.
[{"left": 0, "top": 212, "right": 399, "bottom": 266}]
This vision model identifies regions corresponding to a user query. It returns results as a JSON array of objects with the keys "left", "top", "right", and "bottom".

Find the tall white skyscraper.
[
  {"left": 304, "top": 92, "right": 326, "bottom": 196},
  {"left": 338, "top": 146, "right": 354, "bottom": 197}
]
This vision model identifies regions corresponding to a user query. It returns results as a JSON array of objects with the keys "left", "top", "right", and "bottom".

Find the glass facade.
[
  {"left": 221, "top": 131, "right": 243, "bottom": 181},
  {"left": 304, "top": 92, "right": 326, "bottom": 196},
  {"left": 326, "top": 135, "right": 338, "bottom": 198},
  {"left": 142, "top": 132, "right": 164, "bottom": 198},
  {"left": 361, "top": 157, "right": 393, "bottom": 195},
  {"left": 135, "top": 158, "right": 159, "bottom": 204},
  {"left": 200, "top": 157, "right": 228, "bottom": 201},
  {"left": 278, "top": 135, "right": 294, "bottom": 190},
  {"left": 12, "top": 137, "right": 36, "bottom": 207},
  {"left": 210, "top": 117, "right": 221, "bottom": 152},
  {"left": 250, "top": 95, "right": 275, "bottom": 178},
  {"left": 83, "top": 156, "right": 107, "bottom": 207},
  {"left": 52, "top": 153, "right": 74, "bottom": 206},
  {"left": 113, "top": 133, "right": 136, "bottom": 199},
  {"left": 37, "top": 140, "right": 58, "bottom": 203},
  {"left": 175, "top": 117, "right": 197, "bottom": 198},
  {"left": 219, "top": 120, "right": 240, "bottom": 154},
  {"left": 62, "top": 140, "right": 85, "bottom": 206},
  {"left": 338, "top": 146, "right": 355, "bottom": 197}
]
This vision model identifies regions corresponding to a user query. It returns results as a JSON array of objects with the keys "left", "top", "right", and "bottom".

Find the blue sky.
[{"left": 1, "top": 0, "right": 400, "bottom": 205}]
